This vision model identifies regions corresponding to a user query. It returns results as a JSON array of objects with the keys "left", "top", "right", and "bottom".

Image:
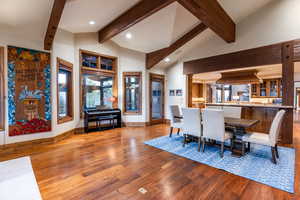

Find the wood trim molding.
[
  {"left": 149, "top": 73, "right": 165, "bottom": 124},
  {"left": 44, "top": 0, "right": 67, "bottom": 50},
  {"left": 123, "top": 122, "right": 148, "bottom": 127},
  {"left": 0, "top": 128, "right": 76, "bottom": 157},
  {"left": 187, "top": 74, "right": 193, "bottom": 107},
  {"left": 183, "top": 42, "right": 283, "bottom": 74},
  {"left": 79, "top": 49, "right": 119, "bottom": 118},
  {"left": 57, "top": 58, "right": 74, "bottom": 124},
  {"left": 177, "top": 0, "right": 235, "bottom": 43},
  {"left": 122, "top": 72, "right": 143, "bottom": 115},
  {"left": 293, "top": 39, "right": 300, "bottom": 62},
  {"left": 0, "top": 47, "right": 4, "bottom": 131},
  {"left": 146, "top": 23, "right": 208, "bottom": 69},
  {"left": 98, "top": 0, "right": 176, "bottom": 43}
]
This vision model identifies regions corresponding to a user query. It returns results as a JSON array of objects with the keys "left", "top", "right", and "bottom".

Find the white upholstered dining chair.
[
  {"left": 202, "top": 109, "right": 233, "bottom": 158},
  {"left": 242, "top": 110, "right": 286, "bottom": 164},
  {"left": 169, "top": 105, "right": 183, "bottom": 137},
  {"left": 182, "top": 108, "right": 202, "bottom": 151}
]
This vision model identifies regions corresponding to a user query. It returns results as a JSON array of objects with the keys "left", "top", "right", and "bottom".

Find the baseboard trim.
[
  {"left": 0, "top": 128, "right": 77, "bottom": 156},
  {"left": 123, "top": 122, "right": 148, "bottom": 127}
]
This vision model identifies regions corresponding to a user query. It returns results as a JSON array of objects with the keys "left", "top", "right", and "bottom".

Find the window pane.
[
  {"left": 83, "top": 74, "right": 113, "bottom": 109},
  {"left": 58, "top": 69, "right": 70, "bottom": 118},
  {"left": 125, "top": 76, "right": 140, "bottom": 112},
  {"left": 152, "top": 81, "right": 163, "bottom": 119},
  {"left": 216, "top": 89, "right": 222, "bottom": 103},
  {"left": 224, "top": 90, "right": 230, "bottom": 102}
]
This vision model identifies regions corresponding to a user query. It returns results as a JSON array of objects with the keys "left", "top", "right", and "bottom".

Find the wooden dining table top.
[
  {"left": 224, "top": 117, "right": 259, "bottom": 128},
  {"left": 174, "top": 116, "right": 259, "bottom": 129}
]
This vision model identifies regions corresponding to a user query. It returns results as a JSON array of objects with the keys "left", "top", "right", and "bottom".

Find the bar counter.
[
  {"left": 205, "top": 103, "right": 293, "bottom": 109},
  {"left": 205, "top": 103, "right": 294, "bottom": 144}
]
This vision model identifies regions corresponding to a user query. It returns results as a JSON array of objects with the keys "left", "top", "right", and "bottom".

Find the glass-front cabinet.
[
  {"left": 251, "top": 78, "right": 282, "bottom": 98},
  {"left": 269, "top": 80, "right": 278, "bottom": 97},
  {"left": 259, "top": 81, "right": 267, "bottom": 97}
]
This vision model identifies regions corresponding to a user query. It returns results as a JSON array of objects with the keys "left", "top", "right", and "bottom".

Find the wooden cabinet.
[{"left": 251, "top": 78, "right": 282, "bottom": 98}]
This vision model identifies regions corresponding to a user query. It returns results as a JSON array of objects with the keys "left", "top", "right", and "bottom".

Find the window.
[
  {"left": 123, "top": 72, "right": 142, "bottom": 114},
  {"left": 215, "top": 85, "right": 232, "bottom": 103},
  {"left": 0, "top": 47, "right": 4, "bottom": 130},
  {"left": 57, "top": 58, "right": 73, "bottom": 124},
  {"left": 82, "top": 74, "right": 114, "bottom": 109},
  {"left": 80, "top": 50, "right": 118, "bottom": 116},
  {"left": 223, "top": 85, "right": 232, "bottom": 102},
  {"left": 216, "top": 85, "right": 223, "bottom": 103}
]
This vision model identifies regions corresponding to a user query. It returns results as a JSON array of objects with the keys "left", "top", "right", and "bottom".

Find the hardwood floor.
[{"left": 1, "top": 123, "right": 300, "bottom": 200}]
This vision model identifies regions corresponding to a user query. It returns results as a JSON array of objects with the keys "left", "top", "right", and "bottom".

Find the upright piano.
[{"left": 84, "top": 108, "right": 122, "bottom": 133}]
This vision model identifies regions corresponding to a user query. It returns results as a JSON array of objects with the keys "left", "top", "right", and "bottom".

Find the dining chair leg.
[
  {"left": 183, "top": 134, "right": 186, "bottom": 147},
  {"left": 220, "top": 142, "right": 224, "bottom": 158},
  {"left": 202, "top": 138, "right": 206, "bottom": 152},
  {"left": 242, "top": 141, "right": 245, "bottom": 156},
  {"left": 177, "top": 128, "right": 180, "bottom": 135},
  {"left": 247, "top": 142, "right": 251, "bottom": 152},
  {"left": 271, "top": 147, "right": 277, "bottom": 164},
  {"left": 169, "top": 127, "right": 173, "bottom": 137},
  {"left": 275, "top": 144, "right": 279, "bottom": 158},
  {"left": 198, "top": 137, "right": 201, "bottom": 152},
  {"left": 230, "top": 138, "right": 234, "bottom": 151}
]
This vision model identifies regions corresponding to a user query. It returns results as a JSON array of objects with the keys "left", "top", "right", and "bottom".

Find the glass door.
[{"left": 150, "top": 73, "right": 165, "bottom": 124}]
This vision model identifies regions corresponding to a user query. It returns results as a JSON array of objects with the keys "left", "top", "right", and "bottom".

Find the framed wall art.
[{"left": 8, "top": 46, "right": 51, "bottom": 136}]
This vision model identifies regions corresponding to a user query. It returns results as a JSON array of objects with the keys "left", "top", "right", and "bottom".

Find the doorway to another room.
[{"left": 149, "top": 73, "right": 165, "bottom": 125}]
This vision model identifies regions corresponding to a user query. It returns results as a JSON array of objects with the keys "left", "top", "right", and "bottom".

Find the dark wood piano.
[{"left": 84, "top": 108, "right": 122, "bottom": 133}]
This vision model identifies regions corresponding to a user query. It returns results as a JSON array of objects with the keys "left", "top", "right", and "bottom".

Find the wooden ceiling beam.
[
  {"left": 177, "top": 0, "right": 235, "bottom": 43},
  {"left": 146, "top": 23, "right": 207, "bottom": 69},
  {"left": 98, "top": 0, "right": 176, "bottom": 43},
  {"left": 44, "top": 0, "right": 67, "bottom": 50}
]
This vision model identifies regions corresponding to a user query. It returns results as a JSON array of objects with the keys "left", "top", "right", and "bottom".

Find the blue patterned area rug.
[{"left": 144, "top": 135, "right": 295, "bottom": 193}]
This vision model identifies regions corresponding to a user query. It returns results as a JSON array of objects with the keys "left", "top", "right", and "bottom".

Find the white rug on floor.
[{"left": 0, "top": 157, "right": 42, "bottom": 200}]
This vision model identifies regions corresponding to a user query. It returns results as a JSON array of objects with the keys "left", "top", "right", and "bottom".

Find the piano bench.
[{"left": 96, "top": 115, "right": 116, "bottom": 130}]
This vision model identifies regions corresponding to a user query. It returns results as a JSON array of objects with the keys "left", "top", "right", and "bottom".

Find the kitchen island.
[{"left": 206, "top": 103, "right": 294, "bottom": 144}]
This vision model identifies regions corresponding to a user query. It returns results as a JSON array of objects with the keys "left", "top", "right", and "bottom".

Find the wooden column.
[
  {"left": 187, "top": 74, "right": 193, "bottom": 107},
  {"left": 281, "top": 41, "right": 294, "bottom": 144}
]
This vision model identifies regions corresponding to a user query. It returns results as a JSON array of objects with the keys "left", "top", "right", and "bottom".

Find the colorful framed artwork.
[
  {"left": 8, "top": 46, "right": 51, "bottom": 136},
  {"left": 176, "top": 89, "right": 183, "bottom": 96}
]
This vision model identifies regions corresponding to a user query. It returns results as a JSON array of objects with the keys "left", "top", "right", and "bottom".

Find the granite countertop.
[{"left": 205, "top": 103, "right": 294, "bottom": 109}]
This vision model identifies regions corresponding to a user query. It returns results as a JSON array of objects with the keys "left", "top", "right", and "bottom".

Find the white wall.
[
  {"left": 51, "top": 29, "right": 76, "bottom": 137},
  {"left": 0, "top": 28, "right": 76, "bottom": 144},
  {"left": 118, "top": 47, "right": 147, "bottom": 122},
  {"left": 165, "top": 62, "right": 187, "bottom": 119},
  {"left": 0, "top": 30, "right": 157, "bottom": 144}
]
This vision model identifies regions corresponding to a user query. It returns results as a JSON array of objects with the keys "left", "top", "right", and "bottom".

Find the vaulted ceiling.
[{"left": 1, "top": 0, "right": 275, "bottom": 68}]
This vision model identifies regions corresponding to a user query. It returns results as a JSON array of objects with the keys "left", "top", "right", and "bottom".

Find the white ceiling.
[
  {"left": 0, "top": 0, "right": 54, "bottom": 40},
  {"left": 60, "top": 0, "right": 140, "bottom": 33},
  {"left": 60, "top": 0, "right": 274, "bottom": 55},
  {"left": 154, "top": 0, "right": 275, "bottom": 69},
  {"left": 0, "top": 0, "right": 276, "bottom": 68},
  {"left": 112, "top": 2, "right": 199, "bottom": 53}
]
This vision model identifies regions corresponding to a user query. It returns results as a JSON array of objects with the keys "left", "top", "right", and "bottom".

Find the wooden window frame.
[
  {"left": 79, "top": 49, "right": 118, "bottom": 118},
  {"left": 57, "top": 58, "right": 74, "bottom": 124},
  {"left": 123, "top": 72, "right": 142, "bottom": 115},
  {"left": 149, "top": 73, "right": 165, "bottom": 124},
  {"left": 0, "top": 47, "right": 4, "bottom": 130}
]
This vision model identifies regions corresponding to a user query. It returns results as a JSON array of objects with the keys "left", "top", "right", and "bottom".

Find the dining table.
[
  {"left": 224, "top": 117, "right": 259, "bottom": 156},
  {"left": 174, "top": 115, "right": 259, "bottom": 157}
]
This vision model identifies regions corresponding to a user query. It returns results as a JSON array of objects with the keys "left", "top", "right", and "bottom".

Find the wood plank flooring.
[{"left": 1, "top": 123, "right": 300, "bottom": 200}]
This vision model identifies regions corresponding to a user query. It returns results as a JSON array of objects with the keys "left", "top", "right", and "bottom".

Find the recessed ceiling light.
[
  {"left": 164, "top": 57, "right": 170, "bottom": 62},
  {"left": 89, "top": 21, "right": 95, "bottom": 25},
  {"left": 126, "top": 33, "right": 132, "bottom": 39}
]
